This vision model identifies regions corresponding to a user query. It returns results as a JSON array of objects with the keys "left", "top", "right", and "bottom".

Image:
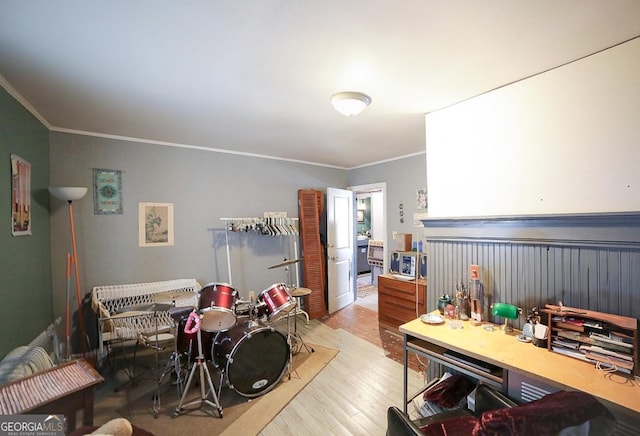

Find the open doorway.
[{"left": 349, "top": 182, "right": 387, "bottom": 313}]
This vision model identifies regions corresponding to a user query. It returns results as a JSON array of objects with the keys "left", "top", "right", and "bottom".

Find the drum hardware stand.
[
  {"left": 153, "top": 329, "right": 188, "bottom": 418},
  {"left": 137, "top": 309, "right": 176, "bottom": 418},
  {"left": 174, "top": 321, "right": 223, "bottom": 418},
  {"left": 284, "top": 301, "right": 314, "bottom": 380},
  {"left": 288, "top": 286, "right": 314, "bottom": 357},
  {"left": 113, "top": 308, "right": 168, "bottom": 393},
  {"left": 290, "top": 302, "right": 314, "bottom": 355}
]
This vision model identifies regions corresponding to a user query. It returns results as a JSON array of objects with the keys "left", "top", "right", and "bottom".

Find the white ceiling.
[{"left": 2, "top": 1, "right": 640, "bottom": 169}]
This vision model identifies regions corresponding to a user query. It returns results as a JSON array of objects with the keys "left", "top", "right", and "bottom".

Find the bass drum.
[{"left": 213, "top": 317, "right": 290, "bottom": 398}]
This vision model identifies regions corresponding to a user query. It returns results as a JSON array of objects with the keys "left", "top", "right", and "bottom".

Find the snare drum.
[
  {"left": 176, "top": 314, "right": 214, "bottom": 361},
  {"left": 198, "top": 282, "right": 238, "bottom": 331},
  {"left": 256, "top": 283, "right": 296, "bottom": 322}
]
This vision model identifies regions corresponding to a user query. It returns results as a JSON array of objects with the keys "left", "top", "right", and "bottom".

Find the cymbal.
[
  {"left": 153, "top": 291, "right": 192, "bottom": 302},
  {"left": 116, "top": 302, "right": 174, "bottom": 314},
  {"left": 268, "top": 258, "right": 302, "bottom": 269},
  {"left": 101, "top": 310, "right": 147, "bottom": 320},
  {"left": 290, "top": 287, "right": 312, "bottom": 297}
]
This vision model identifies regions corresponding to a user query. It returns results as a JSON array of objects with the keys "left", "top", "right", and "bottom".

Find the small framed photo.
[
  {"left": 139, "top": 202, "right": 174, "bottom": 247},
  {"left": 357, "top": 210, "right": 365, "bottom": 223}
]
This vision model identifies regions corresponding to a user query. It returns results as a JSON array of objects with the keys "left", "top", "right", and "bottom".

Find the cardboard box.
[{"left": 395, "top": 233, "right": 412, "bottom": 251}]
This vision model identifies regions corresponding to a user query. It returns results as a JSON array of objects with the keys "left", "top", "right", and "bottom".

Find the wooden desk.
[{"left": 400, "top": 316, "right": 640, "bottom": 416}]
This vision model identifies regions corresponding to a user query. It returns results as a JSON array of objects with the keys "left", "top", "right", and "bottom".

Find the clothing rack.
[
  {"left": 219, "top": 217, "right": 300, "bottom": 286},
  {"left": 220, "top": 217, "right": 299, "bottom": 236}
]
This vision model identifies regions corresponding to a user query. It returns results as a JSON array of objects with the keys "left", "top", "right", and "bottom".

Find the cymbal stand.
[
  {"left": 174, "top": 320, "right": 223, "bottom": 418},
  {"left": 285, "top": 304, "right": 298, "bottom": 380}
]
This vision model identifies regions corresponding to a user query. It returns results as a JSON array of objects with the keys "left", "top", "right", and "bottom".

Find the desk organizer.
[{"left": 541, "top": 304, "right": 638, "bottom": 376}]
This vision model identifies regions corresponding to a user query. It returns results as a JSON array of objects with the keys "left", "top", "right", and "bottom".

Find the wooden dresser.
[{"left": 378, "top": 273, "right": 427, "bottom": 331}]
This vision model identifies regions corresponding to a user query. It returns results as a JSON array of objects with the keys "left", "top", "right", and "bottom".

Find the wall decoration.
[
  {"left": 357, "top": 210, "right": 365, "bottom": 223},
  {"left": 93, "top": 168, "right": 123, "bottom": 215},
  {"left": 139, "top": 202, "right": 174, "bottom": 247},
  {"left": 416, "top": 188, "right": 428, "bottom": 210},
  {"left": 11, "top": 154, "right": 31, "bottom": 236}
]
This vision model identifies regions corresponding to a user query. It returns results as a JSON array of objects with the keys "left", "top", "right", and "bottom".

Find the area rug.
[
  {"left": 357, "top": 284, "right": 377, "bottom": 298},
  {"left": 112, "top": 344, "right": 337, "bottom": 436}
]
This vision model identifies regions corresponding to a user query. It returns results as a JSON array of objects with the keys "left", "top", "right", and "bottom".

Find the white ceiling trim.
[{"left": 0, "top": 74, "right": 51, "bottom": 129}]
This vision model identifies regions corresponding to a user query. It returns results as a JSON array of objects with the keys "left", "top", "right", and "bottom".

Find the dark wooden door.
[{"left": 298, "top": 189, "right": 327, "bottom": 319}]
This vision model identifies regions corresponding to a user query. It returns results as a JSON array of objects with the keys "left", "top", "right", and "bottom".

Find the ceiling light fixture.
[{"left": 331, "top": 91, "right": 371, "bottom": 117}]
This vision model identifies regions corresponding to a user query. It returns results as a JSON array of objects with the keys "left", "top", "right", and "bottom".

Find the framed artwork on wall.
[
  {"left": 357, "top": 210, "right": 365, "bottom": 223},
  {"left": 139, "top": 202, "right": 174, "bottom": 247},
  {"left": 11, "top": 154, "right": 31, "bottom": 236},
  {"left": 93, "top": 168, "right": 123, "bottom": 215}
]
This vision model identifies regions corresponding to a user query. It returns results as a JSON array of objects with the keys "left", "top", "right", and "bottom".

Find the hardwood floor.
[
  {"left": 260, "top": 291, "right": 427, "bottom": 435},
  {"left": 93, "top": 288, "right": 428, "bottom": 435}
]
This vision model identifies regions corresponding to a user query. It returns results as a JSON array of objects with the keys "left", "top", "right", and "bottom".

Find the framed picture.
[
  {"left": 357, "top": 210, "right": 365, "bottom": 223},
  {"left": 11, "top": 154, "right": 31, "bottom": 236},
  {"left": 139, "top": 202, "right": 174, "bottom": 247},
  {"left": 93, "top": 168, "right": 123, "bottom": 215},
  {"left": 416, "top": 188, "right": 428, "bottom": 210}
]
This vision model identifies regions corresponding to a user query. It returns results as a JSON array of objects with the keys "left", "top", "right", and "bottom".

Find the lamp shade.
[
  {"left": 331, "top": 91, "right": 371, "bottom": 117},
  {"left": 48, "top": 187, "right": 88, "bottom": 201},
  {"left": 491, "top": 303, "right": 520, "bottom": 320}
]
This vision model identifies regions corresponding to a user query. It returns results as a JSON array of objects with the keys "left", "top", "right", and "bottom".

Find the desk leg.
[{"left": 403, "top": 334, "right": 408, "bottom": 414}]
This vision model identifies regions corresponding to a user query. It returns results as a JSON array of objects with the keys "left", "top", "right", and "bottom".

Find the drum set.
[{"left": 165, "top": 280, "right": 307, "bottom": 419}]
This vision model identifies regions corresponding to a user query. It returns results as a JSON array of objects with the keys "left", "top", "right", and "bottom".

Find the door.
[{"left": 327, "top": 187, "right": 354, "bottom": 313}]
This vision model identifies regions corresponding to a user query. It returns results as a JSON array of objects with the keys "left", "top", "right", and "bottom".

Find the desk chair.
[{"left": 387, "top": 384, "right": 615, "bottom": 436}]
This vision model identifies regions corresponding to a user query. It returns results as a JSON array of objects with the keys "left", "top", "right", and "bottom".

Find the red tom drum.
[
  {"left": 256, "top": 283, "right": 296, "bottom": 322},
  {"left": 198, "top": 282, "right": 238, "bottom": 331}
]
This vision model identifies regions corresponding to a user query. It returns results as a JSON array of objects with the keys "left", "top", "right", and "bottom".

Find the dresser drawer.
[
  {"left": 379, "top": 293, "right": 423, "bottom": 326},
  {"left": 378, "top": 274, "right": 427, "bottom": 331},
  {"left": 378, "top": 276, "right": 425, "bottom": 304}
]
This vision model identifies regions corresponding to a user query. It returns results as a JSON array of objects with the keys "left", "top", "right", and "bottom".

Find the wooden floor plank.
[{"left": 261, "top": 313, "right": 426, "bottom": 436}]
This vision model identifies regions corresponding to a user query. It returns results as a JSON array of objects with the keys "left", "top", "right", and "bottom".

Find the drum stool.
[{"left": 290, "top": 287, "right": 311, "bottom": 324}]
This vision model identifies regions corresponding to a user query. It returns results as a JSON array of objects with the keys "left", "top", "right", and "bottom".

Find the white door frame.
[{"left": 349, "top": 182, "right": 388, "bottom": 279}]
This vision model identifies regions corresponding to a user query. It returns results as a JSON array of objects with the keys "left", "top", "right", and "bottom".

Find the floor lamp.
[{"left": 49, "top": 186, "right": 88, "bottom": 358}]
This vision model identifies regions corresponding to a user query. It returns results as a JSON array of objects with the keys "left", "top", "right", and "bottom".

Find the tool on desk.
[
  {"left": 491, "top": 302, "right": 521, "bottom": 333},
  {"left": 555, "top": 301, "right": 586, "bottom": 315},
  {"left": 455, "top": 281, "right": 469, "bottom": 321}
]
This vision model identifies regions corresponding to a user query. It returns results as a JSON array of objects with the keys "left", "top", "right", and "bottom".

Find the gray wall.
[
  {"left": 423, "top": 214, "right": 640, "bottom": 325},
  {"left": 49, "top": 133, "right": 351, "bottom": 342},
  {"left": 0, "top": 87, "right": 428, "bottom": 358},
  {"left": 349, "top": 153, "right": 427, "bottom": 252},
  {"left": 0, "top": 88, "right": 51, "bottom": 355}
]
